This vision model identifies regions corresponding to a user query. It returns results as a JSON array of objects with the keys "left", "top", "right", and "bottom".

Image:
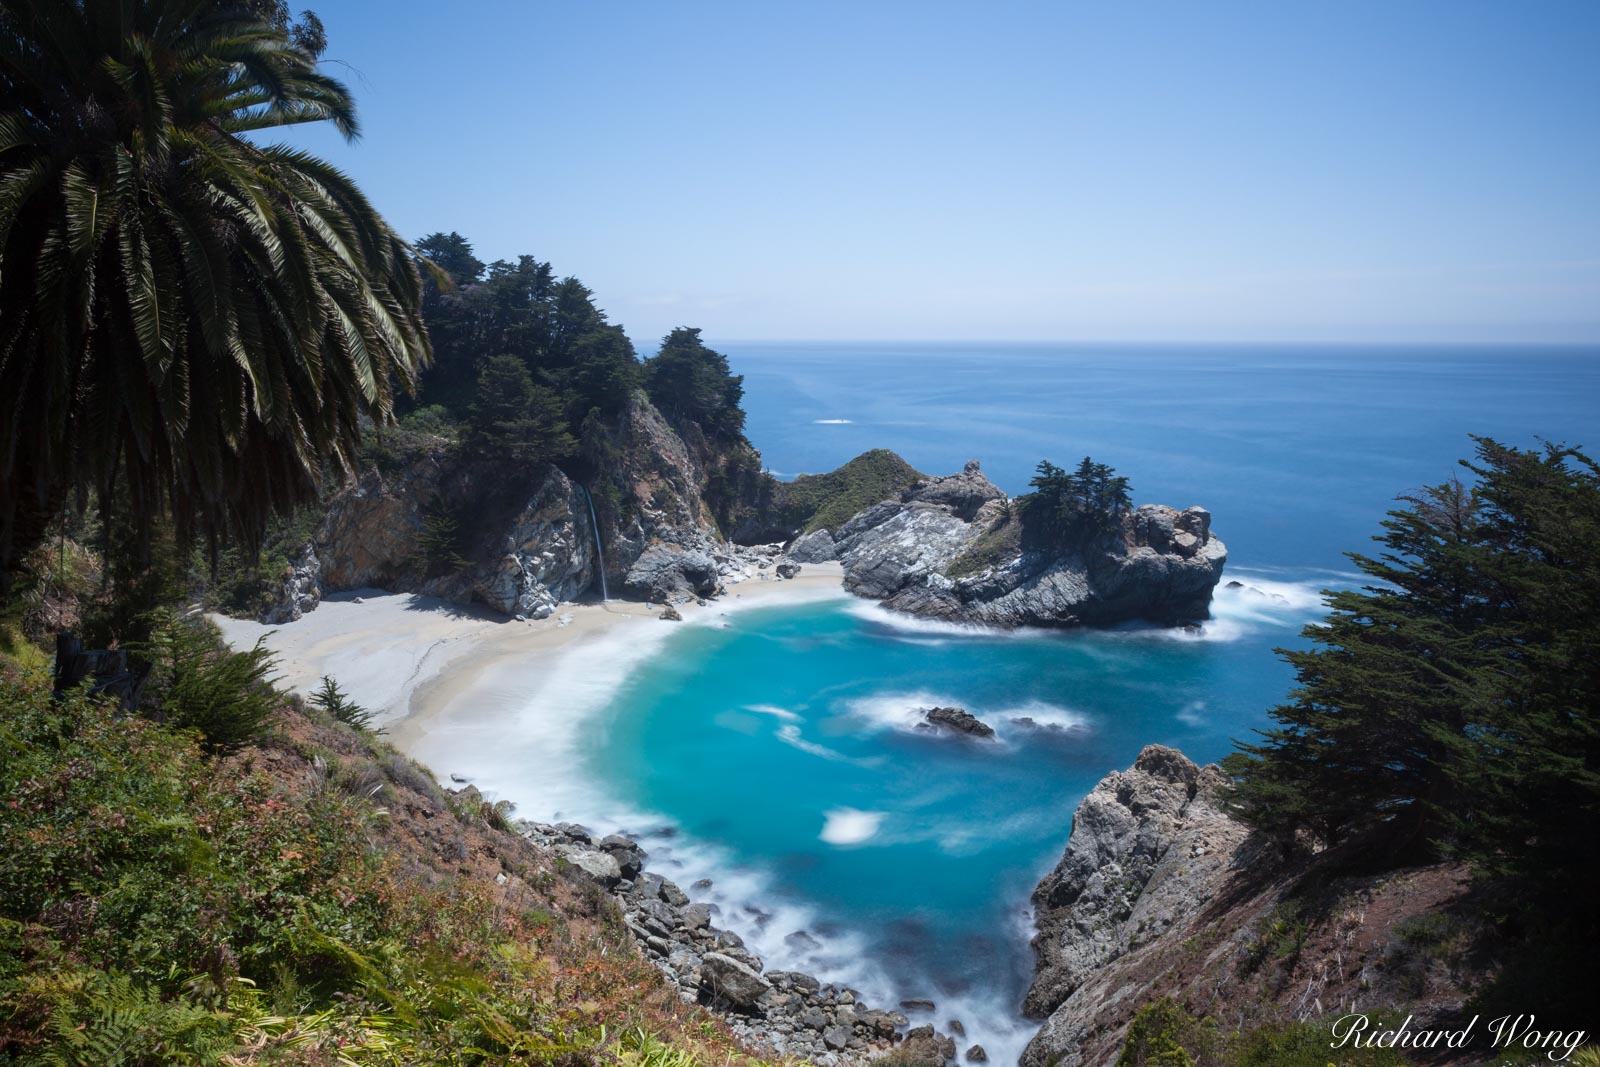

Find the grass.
[
  {"left": 944, "top": 508, "right": 1022, "bottom": 578},
  {"left": 769, "top": 449, "right": 924, "bottom": 533}
]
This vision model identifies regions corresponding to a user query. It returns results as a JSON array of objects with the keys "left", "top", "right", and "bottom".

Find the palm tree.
[{"left": 0, "top": 0, "right": 430, "bottom": 586}]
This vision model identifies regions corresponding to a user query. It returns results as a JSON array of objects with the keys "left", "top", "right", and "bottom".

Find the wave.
[
  {"left": 1102, "top": 569, "right": 1338, "bottom": 645},
  {"left": 626, "top": 819, "right": 1041, "bottom": 1066},
  {"left": 843, "top": 600, "right": 1040, "bottom": 642}
]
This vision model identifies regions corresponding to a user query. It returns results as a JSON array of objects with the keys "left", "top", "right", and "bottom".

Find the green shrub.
[
  {"left": 1114, "top": 999, "right": 1417, "bottom": 1067},
  {"left": 138, "top": 613, "right": 280, "bottom": 752},
  {"left": 311, "top": 675, "right": 375, "bottom": 732},
  {"left": 1119, "top": 999, "right": 1213, "bottom": 1066}
]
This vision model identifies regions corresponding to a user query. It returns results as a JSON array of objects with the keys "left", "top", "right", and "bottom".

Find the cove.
[{"left": 577, "top": 574, "right": 1325, "bottom": 1060}]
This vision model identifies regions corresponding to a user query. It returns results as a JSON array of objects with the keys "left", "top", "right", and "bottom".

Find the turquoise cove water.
[{"left": 430, "top": 344, "right": 1600, "bottom": 1064}]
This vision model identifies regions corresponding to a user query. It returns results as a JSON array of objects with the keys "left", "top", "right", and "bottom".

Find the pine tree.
[
  {"left": 1224, "top": 437, "right": 1600, "bottom": 882},
  {"left": 468, "top": 355, "right": 576, "bottom": 465}
]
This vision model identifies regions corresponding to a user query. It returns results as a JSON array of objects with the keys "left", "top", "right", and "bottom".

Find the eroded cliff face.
[
  {"left": 807, "top": 461, "right": 1227, "bottom": 628},
  {"left": 584, "top": 393, "right": 768, "bottom": 603},
  {"left": 291, "top": 453, "right": 597, "bottom": 620},
  {"left": 262, "top": 392, "right": 770, "bottom": 622},
  {"left": 1022, "top": 748, "right": 1482, "bottom": 1067}
]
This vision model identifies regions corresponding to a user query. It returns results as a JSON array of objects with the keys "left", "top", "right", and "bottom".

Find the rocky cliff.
[
  {"left": 1022, "top": 747, "right": 1484, "bottom": 1067},
  {"left": 261, "top": 392, "right": 772, "bottom": 622},
  {"left": 794, "top": 460, "right": 1227, "bottom": 628}
]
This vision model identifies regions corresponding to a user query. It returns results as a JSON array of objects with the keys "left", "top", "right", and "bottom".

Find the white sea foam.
[
  {"left": 745, "top": 702, "right": 801, "bottom": 721},
  {"left": 842, "top": 688, "right": 963, "bottom": 733},
  {"left": 843, "top": 599, "right": 1035, "bottom": 641},
  {"left": 819, "top": 807, "right": 886, "bottom": 845},
  {"left": 841, "top": 690, "right": 1091, "bottom": 748},
  {"left": 1176, "top": 699, "right": 1208, "bottom": 727},
  {"left": 775, "top": 724, "right": 860, "bottom": 763},
  {"left": 1106, "top": 569, "right": 1336, "bottom": 645},
  {"left": 996, "top": 698, "right": 1091, "bottom": 734}
]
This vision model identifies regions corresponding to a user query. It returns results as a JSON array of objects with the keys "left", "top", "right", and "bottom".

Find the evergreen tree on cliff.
[
  {"left": 1026, "top": 456, "right": 1132, "bottom": 543},
  {"left": 469, "top": 355, "right": 575, "bottom": 465},
  {"left": 644, "top": 328, "right": 746, "bottom": 441},
  {"left": 0, "top": 0, "right": 430, "bottom": 588},
  {"left": 1224, "top": 437, "right": 1600, "bottom": 1015}
]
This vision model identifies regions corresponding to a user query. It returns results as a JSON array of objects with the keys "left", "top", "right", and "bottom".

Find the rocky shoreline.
[{"left": 499, "top": 810, "right": 976, "bottom": 1066}]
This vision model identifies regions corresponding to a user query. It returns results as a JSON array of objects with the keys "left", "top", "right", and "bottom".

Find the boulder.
[
  {"left": 598, "top": 835, "right": 647, "bottom": 879},
  {"left": 775, "top": 560, "right": 801, "bottom": 579},
  {"left": 921, "top": 706, "right": 995, "bottom": 739},
  {"left": 625, "top": 544, "right": 720, "bottom": 603},
  {"left": 558, "top": 847, "right": 622, "bottom": 886},
  {"left": 786, "top": 528, "right": 839, "bottom": 563},
  {"left": 700, "top": 952, "right": 772, "bottom": 1011}
]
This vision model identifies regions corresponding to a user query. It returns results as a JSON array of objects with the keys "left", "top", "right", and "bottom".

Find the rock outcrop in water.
[
  {"left": 1021, "top": 747, "right": 1486, "bottom": 1067},
  {"left": 919, "top": 706, "right": 996, "bottom": 739},
  {"left": 799, "top": 459, "right": 1227, "bottom": 628}
]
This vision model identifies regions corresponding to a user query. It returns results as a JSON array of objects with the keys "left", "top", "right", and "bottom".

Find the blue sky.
[{"left": 281, "top": 1, "right": 1600, "bottom": 345}]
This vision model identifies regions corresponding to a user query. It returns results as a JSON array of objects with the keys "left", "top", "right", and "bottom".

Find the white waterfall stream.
[{"left": 582, "top": 484, "right": 609, "bottom": 601}]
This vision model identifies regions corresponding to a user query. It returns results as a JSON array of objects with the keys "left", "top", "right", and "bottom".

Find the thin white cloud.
[{"left": 813, "top": 418, "right": 854, "bottom": 424}]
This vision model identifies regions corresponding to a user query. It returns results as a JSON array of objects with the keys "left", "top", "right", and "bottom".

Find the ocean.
[{"left": 429, "top": 343, "right": 1600, "bottom": 1064}]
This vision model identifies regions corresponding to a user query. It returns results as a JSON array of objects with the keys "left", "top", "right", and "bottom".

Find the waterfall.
[{"left": 581, "top": 484, "right": 610, "bottom": 601}]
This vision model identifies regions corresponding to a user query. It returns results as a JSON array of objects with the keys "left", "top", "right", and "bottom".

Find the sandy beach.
[{"left": 211, "top": 562, "right": 849, "bottom": 752}]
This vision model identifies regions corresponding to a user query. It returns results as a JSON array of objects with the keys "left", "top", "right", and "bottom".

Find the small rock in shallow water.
[
  {"left": 947, "top": 1019, "right": 965, "bottom": 1035},
  {"left": 900, "top": 998, "right": 936, "bottom": 1013},
  {"left": 785, "top": 929, "right": 822, "bottom": 951},
  {"left": 692, "top": 878, "right": 713, "bottom": 890},
  {"left": 659, "top": 605, "right": 683, "bottom": 621},
  {"left": 923, "top": 706, "right": 996, "bottom": 739},
  {"left": 966, "top": 1044, "right": 988, "bottom": 1062}
]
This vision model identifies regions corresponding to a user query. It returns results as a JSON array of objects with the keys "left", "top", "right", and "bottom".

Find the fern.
[{"left": 35, "top": 970, "right": 233, "bottom": 1066}]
